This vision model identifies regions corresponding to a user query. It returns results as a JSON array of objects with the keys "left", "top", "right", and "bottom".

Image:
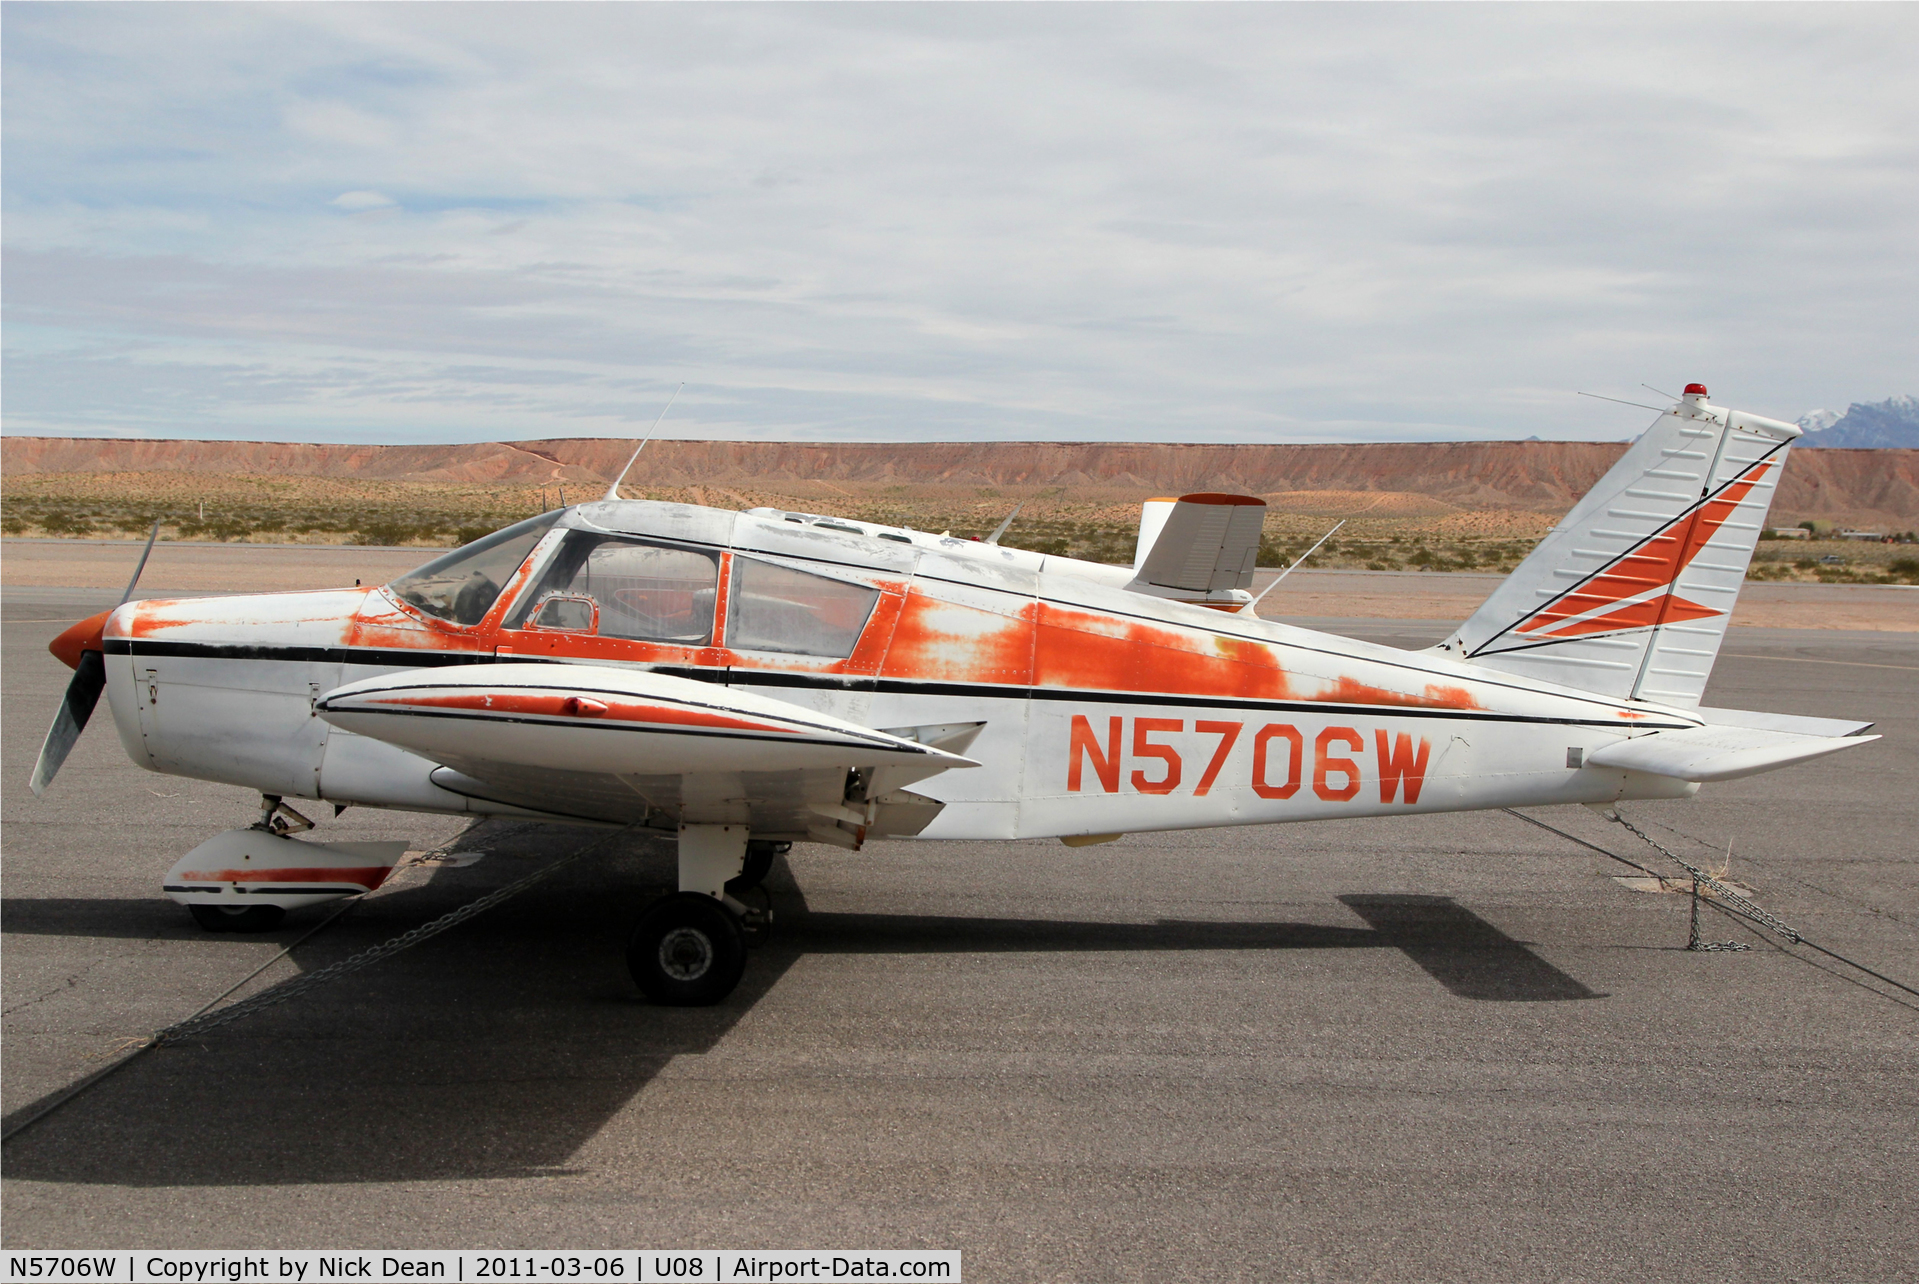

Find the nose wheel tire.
[
  {"left": 188, "top": 903, "right": 287, "bottom": 933},
  {"left": 627, "top": 892, "right": 746, "bottom": 1006}
]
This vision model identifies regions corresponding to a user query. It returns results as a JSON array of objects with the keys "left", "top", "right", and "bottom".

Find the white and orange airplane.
[{"left": 31, "top": 385, "right": 1877, "bottom": 1004}]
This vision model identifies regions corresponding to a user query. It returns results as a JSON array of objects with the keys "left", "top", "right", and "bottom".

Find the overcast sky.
[{"left": 3, "top": 3, "right": 1913, "bottom": 445}]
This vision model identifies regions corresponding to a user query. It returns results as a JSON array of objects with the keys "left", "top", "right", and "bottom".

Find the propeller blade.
[
  {"left": 120, "top": 516, "right": 163, "bottom": 604},
  {"left": 30, "top": 650, "right": 106, "bottom": 797},
  {"left": 31, "top": 515, "right": 163, "bottom": 797}
]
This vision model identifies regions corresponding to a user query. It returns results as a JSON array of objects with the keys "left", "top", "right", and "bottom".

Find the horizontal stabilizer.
[
  {"left": 1128, "top": 493, "right": 1266, "bottom": 605},
  {"left": 1587, "top": 725, "right": 1877, "bottom": 782},
  {"left": 1694, "top": 705, "right": 1875, "bottom": 739}
]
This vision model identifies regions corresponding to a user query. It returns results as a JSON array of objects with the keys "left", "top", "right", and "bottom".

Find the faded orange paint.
[
  {"left": 122, "top": 601, "right": 210, "bottom": 639},
  {"left": 1317, "top": 675, "right": 1483, "bottom": 711},
  {"left": 881, "top": 589, "right": 1037, "bottom": 686},
  {"left": 1034, "top": 603, "right": 1291, "bottom": 701}
]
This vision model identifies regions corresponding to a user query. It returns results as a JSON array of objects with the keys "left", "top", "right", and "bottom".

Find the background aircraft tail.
[{"left": 1430, "top": 385, "right": 1801, "bottom": 707}]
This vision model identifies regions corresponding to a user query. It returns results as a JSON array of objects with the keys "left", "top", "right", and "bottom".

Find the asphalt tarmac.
[{"left": 3, "top": 589, "right": 1915, "bottom": 1280}]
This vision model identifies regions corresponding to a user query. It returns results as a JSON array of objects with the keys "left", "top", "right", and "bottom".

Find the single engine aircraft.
[{"left": 31, "top": 385, "right": 1878, "bottom": 1004}]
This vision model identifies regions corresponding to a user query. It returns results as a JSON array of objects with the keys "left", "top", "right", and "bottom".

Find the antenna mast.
[
  {"left": 602, "top": 383, "right": 684, "bottom": 503},
  {"left": 1250, "top": 519, "right": 1345, "bottom": 610}
]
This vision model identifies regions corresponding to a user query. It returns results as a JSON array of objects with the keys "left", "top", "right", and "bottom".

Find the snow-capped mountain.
[{"left": 1797, "top": 396, "right": 1919, "bottom": 448}]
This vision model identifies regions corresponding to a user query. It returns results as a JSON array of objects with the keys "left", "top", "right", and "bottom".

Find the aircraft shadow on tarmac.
[{"left": 2, "top": 841, "right": 1599, "bottom": 1187}]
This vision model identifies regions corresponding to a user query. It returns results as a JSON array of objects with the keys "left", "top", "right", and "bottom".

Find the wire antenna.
[
  {"left": 1641, "top": 383, "right": 1679, "bottom": 402},
  {"left": 1251, "top": 519, "right": 1344, "bottom": 609},
  {"left": 602, "top": 383, "right": 684, "bottom": 503},
  {"left": 1578, "top": 391, "right": 1666, "bottom": 413}
]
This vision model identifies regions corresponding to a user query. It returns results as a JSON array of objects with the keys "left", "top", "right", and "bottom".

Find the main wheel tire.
[
  {"left": 627, "top": 893, "right": 747, "bottom": 1006},
  {"left": 725, "top": 840, "right": 789, "bottom": 895},
  {"left": 189, "top": 903, "right": 287, "bottom": 933}
]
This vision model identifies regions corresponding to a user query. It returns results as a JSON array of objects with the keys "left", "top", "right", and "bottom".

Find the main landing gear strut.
[{"left": 626, "top": 826, "right": 787, "bottom": 1006}]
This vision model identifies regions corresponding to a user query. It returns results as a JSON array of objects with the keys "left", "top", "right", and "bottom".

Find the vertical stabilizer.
[
  {"left": 1127, "top": 493, "right": 1267, "bottom": 608},
  {"left": 1431, "top": 385, "right": 1800, "bottom": 707}
]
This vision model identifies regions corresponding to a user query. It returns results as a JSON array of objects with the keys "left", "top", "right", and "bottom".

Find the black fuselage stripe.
[
  {"left": 107, "top": 638, "right": 490, "bottom": 668},
  {"left": 126, "top": 638, "right": 1689, "bottom": 732}
]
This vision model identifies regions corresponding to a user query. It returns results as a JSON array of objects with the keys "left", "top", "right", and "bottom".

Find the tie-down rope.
[{"left": 1505, "top": 807, "right": 1919, "bottom": 1002}]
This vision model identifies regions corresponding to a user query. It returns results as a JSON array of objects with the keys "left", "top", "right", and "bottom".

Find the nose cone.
[{"left": 49, "top": 610, "right": 112, "bottom": 671}]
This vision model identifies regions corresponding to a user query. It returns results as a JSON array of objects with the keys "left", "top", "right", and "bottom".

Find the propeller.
[{"left": 29, "top": 517, "right": 162, "bottom": 797}]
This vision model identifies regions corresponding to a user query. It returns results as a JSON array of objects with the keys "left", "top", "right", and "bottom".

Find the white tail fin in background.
[
  {"left": 1128, "top": 493, "right": 1267, "bottom": 607},
  {"left": 1431, "top": 385, "right": 1800, "bottom": 707}
]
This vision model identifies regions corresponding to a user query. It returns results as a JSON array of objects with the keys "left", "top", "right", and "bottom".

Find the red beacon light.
[{"left": 1683, "top": 383, "right": 1709, "bottom": 397}]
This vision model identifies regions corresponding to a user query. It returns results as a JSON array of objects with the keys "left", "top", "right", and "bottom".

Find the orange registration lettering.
[
  {"left": 1192, "top": 721, "right": 1242, "bottom": 796},
  {"left": 1313, "top": 726, "right": 1364, "bottom": 801},
  {"left": 1068, "top": 715, "right": 1122, "bottom": 793},
  {"left": 1251, "top": 724, "right": 1303, "bottom": 799},
  {"left": 1130, "top": 718, "right": 1184, "bottom": 795},
  {"left": 1375, "top": 731, "right": 1431, "bottom": 804}
]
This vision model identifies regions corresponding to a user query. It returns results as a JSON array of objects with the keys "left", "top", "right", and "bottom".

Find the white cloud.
[
  {"left": 328, "top": 189, "right": 397, "bottom": 211},
  {"left": 2, "top": 4, "right": 1915, "bottom": 444}
]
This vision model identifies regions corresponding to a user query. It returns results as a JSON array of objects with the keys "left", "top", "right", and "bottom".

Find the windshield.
[{"left": 387, "top": 512, "right": 561, "bottom": 626}]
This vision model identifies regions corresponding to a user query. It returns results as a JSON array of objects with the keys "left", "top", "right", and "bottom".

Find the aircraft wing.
[{"left": 316, "top": 663, "right": 977, "bottom": 844}]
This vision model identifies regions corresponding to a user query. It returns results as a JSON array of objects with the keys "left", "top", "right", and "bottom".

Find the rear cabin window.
[
  {"left": 508, "top": 533, "right": 720, "bottom": 646},
  {"left": 728, "top": 557, "right": 880, "bottom": 658},
  {"left": 388, "top": 512, "right": 560, "bottom": 626}
]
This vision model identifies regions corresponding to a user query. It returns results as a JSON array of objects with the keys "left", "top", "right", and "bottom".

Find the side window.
[
  {"left": 508, "top": 533, "right": 720, "bottom": 646},
  {"left": 729, "top": 557, "right": 880, "bottom": 658}
]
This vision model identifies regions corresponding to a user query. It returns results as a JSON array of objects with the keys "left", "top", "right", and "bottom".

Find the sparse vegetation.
[{"left": 4, "top": 470, "right": 1914, "bottom": 583}]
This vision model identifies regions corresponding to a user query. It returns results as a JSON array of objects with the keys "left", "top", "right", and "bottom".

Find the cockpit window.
[
  {"left": 728, "top": 557, "right": 879, "bottom": 658},
  {"left": 387, "top": 512, "right": 560, "bottom": 626},
  {"left": 506, "top": 532, "right": 720, "bottom": 646}
]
